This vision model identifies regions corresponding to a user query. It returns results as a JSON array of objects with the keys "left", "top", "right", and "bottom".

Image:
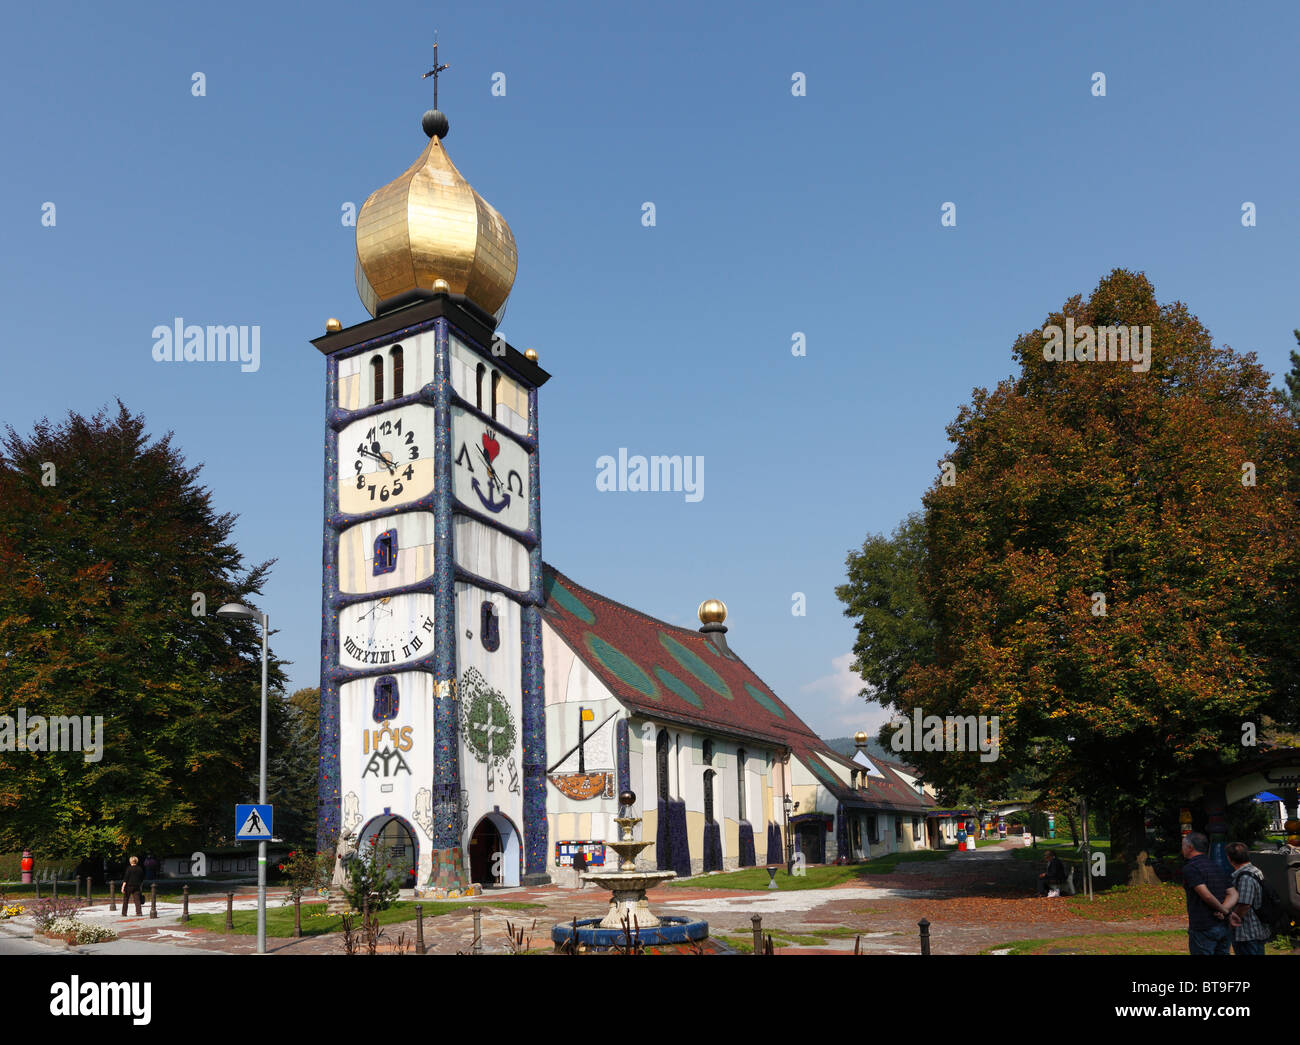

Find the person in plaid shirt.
[{"left": 1225, "top": 842, "right": 1269, "bottom": 955}]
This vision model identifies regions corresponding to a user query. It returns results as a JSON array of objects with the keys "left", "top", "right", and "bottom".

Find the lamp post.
[
  {"left": 783, "top": 793, "right": 793, "bottom": 877},
  {"left": 216, "top": 602, "right": 269, "bottom": 954}
]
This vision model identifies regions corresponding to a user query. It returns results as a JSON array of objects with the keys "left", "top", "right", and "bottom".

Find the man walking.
[
  {"left": 121, "top": 855, "right": 145, "bottom": 918},
  {"left": 1181, "top": 831, "right": 1235, "bottom": 955},
  {"left": 1224, "top": 842, "right": 1269, "bottom": 955}
]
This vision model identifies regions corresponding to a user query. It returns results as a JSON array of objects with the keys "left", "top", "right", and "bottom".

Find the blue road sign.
[{"left": 235, "top": 804, "right": 273, "bottom": 841}]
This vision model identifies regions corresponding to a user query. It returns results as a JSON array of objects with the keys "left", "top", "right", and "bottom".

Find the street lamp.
[
  {"left": 783, "top": 793, "right": 793, "bottom": 876},
  {"left": 216, "top": 602, "right": 269, "bottom": 954}
]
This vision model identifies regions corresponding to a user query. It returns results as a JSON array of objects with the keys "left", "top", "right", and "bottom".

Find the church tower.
[{"left": 311, "top": 77, "right": 550, "bottom": 891}]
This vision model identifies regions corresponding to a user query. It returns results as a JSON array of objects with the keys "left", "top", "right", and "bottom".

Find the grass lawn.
[
  {"left": 984, "top": 930, "right": 1189, "bottom": 955},
  {"left": 185, "top": 899, "right": 542, "bottom": 937},
  {"left": 667, "top": 850, "right": 948, "bottom": 891},
  {"left": 1059, "top": 883, "right": 1186, "bottom": 921}
]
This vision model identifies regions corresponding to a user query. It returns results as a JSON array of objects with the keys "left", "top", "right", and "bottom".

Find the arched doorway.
[
  {"left": 356, "top": 814, "right": 419, "bottom": 889},
  {"left": 468, "top": 813, "right": 521, "bottom": 887}
]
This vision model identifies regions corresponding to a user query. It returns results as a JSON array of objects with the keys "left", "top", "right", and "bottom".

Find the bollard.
[
  {"left": 109, "top": 880, "right": 117, "bottom": 913},
  {"left": 751, "top": 914, "right": 763, "bottom": 954},
  {"left": 415, "top": 904, "right": 426, "bottom": 955},
  {"left": 225, "top": 892, "right": 234, "bottom": 931},
  {"left": 472, "top": 907, "right": 483, "bottom": 955},
  {"left": 918, "top": 917, "right": 931, "bottom": 956},
  {"left": 76, "top": 876, "right": 81, "bottom": 901},
  {"left": 149, "top": 883, "right": 157, "bottom": 919},
  {"left": 294, "top": 895, "right": 302, "bottom": 938},
  {"left": 51, "top": 877, "right": 57, "bottom": 901},
  {"left": 182, "top": 886, "right": 189, "bottom": 923}
]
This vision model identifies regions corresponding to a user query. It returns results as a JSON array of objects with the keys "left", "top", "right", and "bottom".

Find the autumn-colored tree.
[
  {"left": 0, "top": 403, "right": 287, "bottom": 856},
  {"left": 844, "top": 271, "right": 1300, "bottom": 880}
]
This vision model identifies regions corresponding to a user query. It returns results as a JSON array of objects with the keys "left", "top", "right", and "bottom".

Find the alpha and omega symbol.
[{"left": 457, "top": 429, "right": 524, "bottom": 516}]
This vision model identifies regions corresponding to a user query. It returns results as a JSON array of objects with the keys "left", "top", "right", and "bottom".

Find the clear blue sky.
[{"left": 2, "top": 0, "right": 1297, "bottom": 739}]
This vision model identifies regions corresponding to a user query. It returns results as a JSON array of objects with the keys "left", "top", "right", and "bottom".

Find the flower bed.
[{"left": 39, "top": 916, "right": 118, "bottom": 945}]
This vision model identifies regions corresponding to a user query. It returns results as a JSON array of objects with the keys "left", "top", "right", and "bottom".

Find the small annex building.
[{"left": 541, "top": 565, "right": 940, "bottom": 879}]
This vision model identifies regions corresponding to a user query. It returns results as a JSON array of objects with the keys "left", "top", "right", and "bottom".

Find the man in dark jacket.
[
  {"left": 1037, "top": 850, "right": 1067, "bottom": 896},
  {"left": 1182, "top": 831, "right": 1235, "bottom": 955},
  {"left": 121, "top": 856, "right": 146, "bottom": 917}
]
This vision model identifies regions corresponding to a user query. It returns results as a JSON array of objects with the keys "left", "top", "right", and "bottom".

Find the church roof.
[{"left": 541, "top": 564, "right": 932, "bottom": 814}]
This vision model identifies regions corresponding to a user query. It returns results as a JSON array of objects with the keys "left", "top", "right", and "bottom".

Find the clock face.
[
  {"left": 451, "top": 406, "right": 530, "bottom": 533},
  {"left": 339, "top": 405, "right": 435, "bottom": 515},
  {"left": 339, "top": 592, "right": 438, "bottom": 669}
]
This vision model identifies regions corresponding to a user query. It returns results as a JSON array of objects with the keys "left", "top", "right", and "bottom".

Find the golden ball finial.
[
  {"left": 432, "top": 278, "right": 450, "bottom": 293},
  {"left": 524, "top": 348, "right": 538, "bottom": 363},
  {"left": 854, "top": 731, "right": 868, "bottom": 745},
  {"left": 325, "top": 317, "right": 342, "bottom": 332},
  {"left": 697, "top": 599, "right": 727, "bottom": 625}
]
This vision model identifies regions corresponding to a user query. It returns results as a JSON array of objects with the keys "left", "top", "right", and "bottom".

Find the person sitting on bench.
[{"left": 1037, "top": 850, "right": 1067, "bottom": 896}]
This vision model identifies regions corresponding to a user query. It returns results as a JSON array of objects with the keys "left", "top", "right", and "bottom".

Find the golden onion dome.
[
  {"left": 354, "top": 110, "right": 517, "bottom": 319},
  {"left": 853, "top": 731, "right": 868, "bottom": 745},
  {"left": 697, "top": 599, "right": 728, "bottom": 625}
]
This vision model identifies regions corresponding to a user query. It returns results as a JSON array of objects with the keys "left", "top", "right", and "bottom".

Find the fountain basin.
[{"left": 550, "top": 916, "right": 709, "bottom": 950}]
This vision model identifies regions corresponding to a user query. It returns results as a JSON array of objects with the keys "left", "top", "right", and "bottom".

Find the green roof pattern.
[
  {"left": 584, "top": 632, "right": 659, "bottom": 700},
  {"left": 547, "top": 577, "right": 595, "bottom": 624},
  {"left": 652, "top": 667, "right": 705, "bottom": 709},
  {"left": 744, "top": 682, "right": 785, "bottom": 718},
  {"left": 658, "top": 632, "right": 732, "bottom": 699}
]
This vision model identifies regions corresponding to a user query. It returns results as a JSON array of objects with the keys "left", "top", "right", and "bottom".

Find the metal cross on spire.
[{"left": 421, "top": 33, "right": 450, "bottom": 110}]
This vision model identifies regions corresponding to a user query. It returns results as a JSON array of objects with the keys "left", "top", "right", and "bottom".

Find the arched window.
[
  {"left": 372, "top": 676, "right": 398, "bottom": 723},
  {"left": 480, "top": 601, "right": 500, "bottom": 651},
  {"left": 391, "top": 345, "right": 404, "bottom": 398},
  {"left": 703, "top": 769, "right": 716, "bottom": 824},
  {"left": 490, "top": 370, "right": 501, "bottom": 417},
  {"left": 656, "top": 729, "right": 670, "bottom": 802},
  {"left": 371, "top": 356, "right": 384, "bottom": 405},
  {"left": 475, "top": 363, "right": 486, "bottom": 411},
  {"left": 736, "top": 748, "right": 747, "bottom": 821}
]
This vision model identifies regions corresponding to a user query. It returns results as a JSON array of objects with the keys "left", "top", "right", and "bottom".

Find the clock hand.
[{"left": 476, "top": 447, "right": 504, "bottom": 492}]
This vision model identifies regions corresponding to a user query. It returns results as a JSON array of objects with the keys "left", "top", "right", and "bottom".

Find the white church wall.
[
  {"left": 455, "top": 583, "right": 525, "bottom": 885},
  {"left": 339, "top": 511, "right": 437, "bottom": 594},
  {"left": 449, "top": 336, "right": 529, "bottom": 436},
  {"left": 339, "top": 670, "right": 438, "bottom": 886},
  {"left": 337, "top": 331, "right": 437, "bottom": 412},
  {"left": 453, "top": 517, "right": 529, "bottom": 593},
  {"left": 540, "top": 620, "right": 624, "bottom": 878}
]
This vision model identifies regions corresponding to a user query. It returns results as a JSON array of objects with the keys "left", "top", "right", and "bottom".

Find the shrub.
[
  {"left": 342, "top": 837, "right": 400, "bottom": 915},
  {"left": 277, "top": 849, "right": 334, "bottom": 904},
  {"left": 29, "top": 896, "right": 83, "bottom": 931}
]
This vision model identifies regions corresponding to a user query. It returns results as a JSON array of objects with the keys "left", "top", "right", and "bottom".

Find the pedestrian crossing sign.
[{"left": 235, "top": 804, "right": 273, "bottom": 840}]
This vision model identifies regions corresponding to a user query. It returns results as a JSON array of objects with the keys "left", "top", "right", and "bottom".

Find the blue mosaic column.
[
  {"left": 429, "top": 317, "right": 465, "bottom": 887},
  {"left": 520, "top": 380, "right": 549, "bottom": 883},
  {"left": 317, "top": 351, "right": 342, "bottom": 855}
]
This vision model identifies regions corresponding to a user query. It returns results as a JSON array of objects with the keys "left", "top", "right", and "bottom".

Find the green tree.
[
  {"left": 267, "top": 686, "right": 319, "bottom": 846},
  {"left": 835, "top": 511, "right": 936, "bottom": 708},
  {"left": 1273, "top": 329, "right": 1300, "bottom": 418},
  {"left": 0, "top": 403, "right": 287, "bottom": 856},
  {"left": 896, "top": 270, "right": 1300, "bottom": 881}
]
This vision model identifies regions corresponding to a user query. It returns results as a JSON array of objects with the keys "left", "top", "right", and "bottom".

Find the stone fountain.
[{"left": 551, "top": 790, "right": 708, "bottom": 950}]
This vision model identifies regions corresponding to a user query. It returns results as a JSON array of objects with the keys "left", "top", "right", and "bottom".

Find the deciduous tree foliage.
[
  {"left": 0, "top": 403, "right": 287, "bottom": 855},
  {"left": 842, "top": 272, "right": 1300, "bottom": 874}
]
